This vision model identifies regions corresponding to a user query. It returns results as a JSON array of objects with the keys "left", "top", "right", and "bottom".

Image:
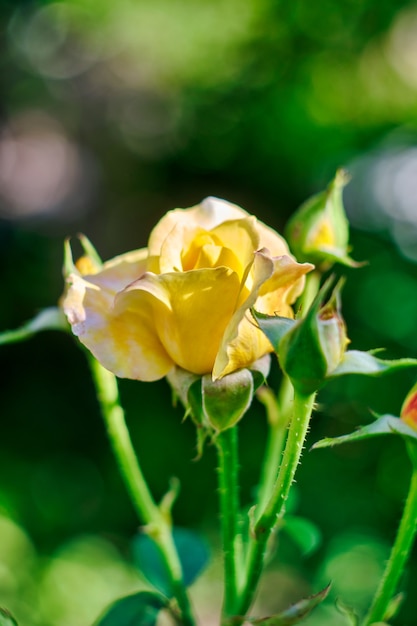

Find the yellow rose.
[{"left": 62, "top": 197, "right": 313, "bottom": 381}]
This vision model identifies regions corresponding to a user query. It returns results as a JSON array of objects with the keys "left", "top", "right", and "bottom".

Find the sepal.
[{"left": 63, "top": 234, "right": 102, "bottom": 278}]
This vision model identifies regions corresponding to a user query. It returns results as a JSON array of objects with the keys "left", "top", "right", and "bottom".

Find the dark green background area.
[{"left": 1, "top": 0, "right": 417, "bottom": 624}]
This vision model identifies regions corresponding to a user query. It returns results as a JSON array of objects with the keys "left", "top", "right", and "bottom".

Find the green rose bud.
[
  {"left": 253, "top": 279, "right": 348, "bottom": 395},
  {"left": 167, "top": 356, "right": 270, "bottom": 434},
  {"left": 285, "top": 169, "right": 359, "bottom": 271}
]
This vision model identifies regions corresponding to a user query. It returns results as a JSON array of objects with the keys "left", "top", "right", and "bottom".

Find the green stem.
[
  {"left": 363, "top": 462, "right": 417, "bottom": 626},
  {"left": 235, "top": 390, "right": 316, "bottom": 619},
  {"left": 89, "top": 357, "right": 196, "bottom": 626},
  {"left": 255, "top": 376, "right": 293, "bottom": 520},
  {"left": 216, "top": 426, "right": 241, "bottom": 621}
]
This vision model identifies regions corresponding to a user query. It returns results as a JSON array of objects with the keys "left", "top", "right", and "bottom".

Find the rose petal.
[
  {"left": 115, "top": 267, "right": 241, "bottom": 375},
  {"left": 213, "top": 253, "right": 314, "bottom": 379},
  {"left": 86, "top": 248, "right": 148, "bottom": 294},
  {"left": 63, "top": 272, "right": 173, "bottom": 381},
  {"left": 213, "top": 250, "right": 275, "bottom": 379},
  {"left": 256, "top": 256, "right": 315, "bottom": 317},
  {"left": 148, "top": 197, "right": 250, "bottom": 261}
]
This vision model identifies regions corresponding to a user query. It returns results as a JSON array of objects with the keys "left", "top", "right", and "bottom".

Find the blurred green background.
[{"left": 1, "top": 0, "right": 417, "bottom": 624}]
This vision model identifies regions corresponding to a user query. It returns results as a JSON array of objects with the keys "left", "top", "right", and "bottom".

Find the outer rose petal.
[
  {"left": 85, "top": 248, "right": 148, "bottom": 293},
  {"left": 213, "top": 250, "right": 275, "bottom": 380},
  {"left": 63, "top": 272, "right": 173, "bottom": 381},
  {"left": 256, "top": 256, "right": 315, "bottom": 318},
  {"left": 115, "top": 267, "right": 241, "bottom": 375},
  {"left": 213, "top": 252, "right": 314, "bottom": 379}
]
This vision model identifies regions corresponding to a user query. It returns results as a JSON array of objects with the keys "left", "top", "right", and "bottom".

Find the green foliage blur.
[{"left": 1, "top": 0, "right": 417, "bottom": 624}]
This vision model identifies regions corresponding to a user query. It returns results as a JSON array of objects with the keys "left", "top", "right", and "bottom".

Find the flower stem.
[
  {"left": 89, "top": 357, "right": 196, "bottom": 626},
  {"left": 235, "top": 389, "right": 316, "bottom": 619},
  {"left": 255, "top": 376, "right": 293, "bottom": 520},
  {"left": 363, "top": 460, "right": 417, "bottom": 626},
  {"left": 215, "top": 426, "right": 241, "bottom": 621}
]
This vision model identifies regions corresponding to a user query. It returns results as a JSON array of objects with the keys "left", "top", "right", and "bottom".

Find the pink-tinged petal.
[
  {"left": 115, "top": 267, "right": 241, "bottom": 375},
  {"left": 63, "top": 272, "right": 173, "bottom": 381},
  {"left": 256, "top": 256, "right": 314, "bottom": 317},
  {"left": 213, "top": 250, "right": 275, "bottom": 380}
]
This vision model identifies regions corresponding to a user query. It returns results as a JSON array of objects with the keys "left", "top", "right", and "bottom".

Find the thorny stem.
[
  {"left": 216, "top": 426, "right": 241, "bottom": 622},
  {"left": 363, "top": 456, "right": 417, "bottom": 626},
  {"left": 235, "top": 390, "right": 316, "bottom": 620},
  {"left": 89, "top": 357, "right": 196, "bottom": 626}
]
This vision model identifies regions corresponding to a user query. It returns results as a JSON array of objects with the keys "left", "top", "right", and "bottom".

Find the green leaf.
[
  {"left": 132, "top": 527, "right": 209, "bottom": 597},
  {"left": 335, "top": 598, "right": 359, "bottom": 626},
  {"left": 330, "top": 351, "right": 417, "bottom": 378},
  {"left": 0, "top": 608, "right": 18, "bottom": 626},
  {"left": 283, "top": 515, "right": 322, "bottom": 556},
  {"left": 248, "top": 584, "right": 331, "bottom": 625},
  {"left": 93, "top": 591, "right": 167, "bottom": 626},
  {"left": 0, "top": 307, "right": 68, "bottom": 345},
  {"left": 312, "top": 414, "right": 417, "bottom": 450},
  {"left": 79, "top": 234, "right": 103, "bottom": 268}
]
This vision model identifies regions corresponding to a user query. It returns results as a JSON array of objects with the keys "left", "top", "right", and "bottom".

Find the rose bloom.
[{"left": 62, "top": 197, "right": 313, "bottom": 381}]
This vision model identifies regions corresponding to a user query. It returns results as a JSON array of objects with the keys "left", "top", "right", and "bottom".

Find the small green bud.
[
  {"left": 285, "top": 170, "right": 359, "bottom": 271},
  {"left": 279, "top": 279, "right": 348, "bottom": 394},
  {"left": 167, "top": 356, "right": 270, "bottom": 434},
  {"left": 254, "top": 279, "right": 348, "bottom": 395}
]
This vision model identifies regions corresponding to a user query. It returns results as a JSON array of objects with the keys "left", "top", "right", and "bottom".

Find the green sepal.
[
  {"left": 246, "top": 583, "right": 331, "bottom": 625},
  {"left": 63, "top": 237, "right": 77, "bottom": 276},
  {"left": 250, "top": 311, "right": 296, "bottom": 353},
  {"left": 283, "top": 515, "right": 322, "bottom": 557},
  {"left": 312, "top": 414, "right": 417, "bottom": 451},
  {"left": 79, "top": 234, "right": 103, "bottom": 268},
  {"left": 335, "top": 599, "right": 359, "bottom": 626},
  {"left": 0, "top": 609, "right": 18, "bottom": 626},
  {"left": 0, "top": 307, "right": 68, "bottom": 345},
  {"left": 285, "top": 169, "right": 359, "bottom": 270},
  {"left": 63, "top": 235, "right": 103, "bottom": 278},
  {"left": 93, "top": 591, "right": 167, "bottom": 626},
  {"left": 330, "top": 351, "right": 417, "bottom": 378},
  {"left": 132, "top": 527, "right": 209, "bottom": 597}
]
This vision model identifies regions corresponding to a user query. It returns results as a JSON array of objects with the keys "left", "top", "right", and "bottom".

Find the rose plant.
[{"left": 2, "top": 175, "right": 417, "bottom": 626}]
